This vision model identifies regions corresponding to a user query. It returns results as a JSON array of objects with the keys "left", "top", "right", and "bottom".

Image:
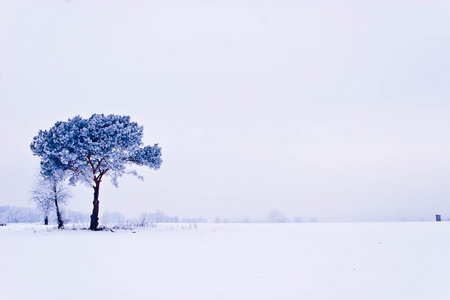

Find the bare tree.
[
  {"left": 266, "top": 209, "right": 289, "bottom": 223},
  {"left": 32, "top": 175, "right": 70, "bottom": 229},
  {"left": 293, "top": 216, "right": 304, "bottom": 223},
  {"left": 32, "top": 185, "right": 52, "bottom": 225}
]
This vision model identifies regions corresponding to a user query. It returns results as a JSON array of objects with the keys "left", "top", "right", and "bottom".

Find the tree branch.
[
  {"left": 94, "top": 158, "right": 104, "bottom": 174},
  {"left": 98, "top": 168, "right": 109, "bottom": 182},
  {"left": 86, "top": 152, "right": 95, "bottom": 174},
  {"left": 68, "top": 161, "right": 83, "bottom": 175}
]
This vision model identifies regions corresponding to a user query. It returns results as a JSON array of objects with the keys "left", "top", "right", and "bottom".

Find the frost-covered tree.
[
  {"left": 30, "top": 114, "right": 162, "bottom": 230},
  {"left": 266, "top": 209, "right": 289, "bottom": 223},
  {"left": 63, "top": 209, "right": 90, "bottom": 224},
  {"left": 102, "top": 211, "right": 125, "bottom": 225},
  {"left": 293, "top": 216, "right": 304, "bottom": 223},
  {"left": 31, "top": 175, "right": 70, "bottom": 228},
  {"left": 32, "top": 184, "right": 52, "bottom": 225}
]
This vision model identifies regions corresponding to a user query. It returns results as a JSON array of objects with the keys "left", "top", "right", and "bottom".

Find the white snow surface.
[{"left": 1, "top": 222, "right": 449, "bottom": 300}]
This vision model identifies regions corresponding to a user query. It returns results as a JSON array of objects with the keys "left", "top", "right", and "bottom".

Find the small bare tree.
[
  {"left": 32, "top": 175, "right": 71, "bottom": 229},
  {"left": 32, "top": 186, "right": 52, "bottom": 225},
  {"left": 266, "top": 209, "right": 289, "bottom": 223}
]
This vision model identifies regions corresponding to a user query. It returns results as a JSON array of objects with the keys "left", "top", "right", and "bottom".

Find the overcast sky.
[{"left": 1, "top": 0, "right": 449, "bottom": 222}]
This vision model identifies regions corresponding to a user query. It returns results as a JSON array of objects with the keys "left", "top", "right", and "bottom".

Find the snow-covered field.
[{"left": 1, "top": 222, "right": 449, "bottom": 300}]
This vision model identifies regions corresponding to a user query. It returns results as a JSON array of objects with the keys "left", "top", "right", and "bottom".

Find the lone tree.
[
  {"left": 31, "top": 174, "right": 70, "bottom": 228},
  {"left": 30, "top": 114, "right": 162, "bottom": 230},
  {"left": 266, "top": 209, "right": 289, "bottom": 223}
]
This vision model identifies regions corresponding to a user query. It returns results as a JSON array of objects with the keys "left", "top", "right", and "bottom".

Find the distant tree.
[
  {"left": 293, "top": 216, "right": 304, "bottom": 223},
  {"left": 197, "top": 217, "right": 207, "bottom": 223},
  {"left": 266, "top": 209, "right": 289, "bottom": 223},
  {"left": 102, "top": 211, "right": 125, "bottom": 225},
  {"left": 30, "top": 114, "right": 162, "bottom": 230},
  {"left": 0, "top": 206, "right": 8, "bottom": 224},
  {"left": 154, "top": 210, "right": 165, "bottom": 223},
  {"left": 64, "top": 209, "right": 90, "bottom": 224},
  {"left": 31, "top": 175, "right": 70, "bottom": 228},
  {"left": 139, "top": 213, "right": 148, "bottom": 226}
]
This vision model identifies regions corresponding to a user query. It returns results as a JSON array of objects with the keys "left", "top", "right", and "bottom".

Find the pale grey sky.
[{"left": 1, "top": 0, "right": 450, "bottom": 222}]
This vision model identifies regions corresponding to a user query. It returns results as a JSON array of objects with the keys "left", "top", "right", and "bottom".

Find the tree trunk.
[
  {"left": 90, "top": 183, "right": 100, "bottom": 230},
  {"left": 53, "top": 183, "right": 64, "bottom": 229},
  {"left": 44, "top": 215, "right": 48, "bottom": 225},
  {"left": 55, "top": 201, "right": 64, "bottom": 229}
]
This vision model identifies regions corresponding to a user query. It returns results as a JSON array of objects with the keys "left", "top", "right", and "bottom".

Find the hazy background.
[{"left": 1, "top": 0, "right": 449, "bottom": 222}]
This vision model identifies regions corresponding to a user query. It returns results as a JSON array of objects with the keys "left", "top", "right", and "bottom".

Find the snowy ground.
[{"left": 1, "top": 222, "right": 449, "bottom": 300}]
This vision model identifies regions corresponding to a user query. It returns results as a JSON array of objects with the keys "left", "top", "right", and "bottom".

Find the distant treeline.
[
  {"left": 138, "top": 210, "right": 208, "bottom": 225},
  {"left": 0, "top": 206, "right": 210, "bottom": 225},
  {"left": 0, "top": 206, "right": 314, "bottom": 225},
  {"left": 0, "top": 206, "right": 90, "bottom": 224},
  {"left": 0, "top": 206, "right": 41, "bottom": 224}
]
